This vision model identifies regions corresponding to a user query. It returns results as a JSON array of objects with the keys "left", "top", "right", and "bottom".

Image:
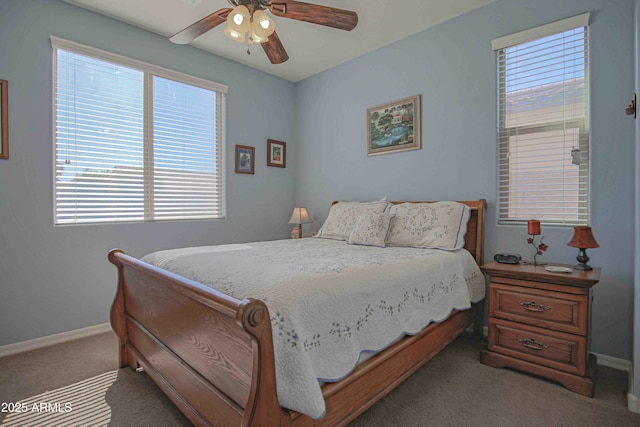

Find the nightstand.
[{"left": 480, "top": 262, "right": 600, "bottom": 397}]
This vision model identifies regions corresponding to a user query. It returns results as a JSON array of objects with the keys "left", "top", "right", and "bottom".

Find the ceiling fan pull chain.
[{"left": 247, "top": 39, "right": 251, "bottom": 56}]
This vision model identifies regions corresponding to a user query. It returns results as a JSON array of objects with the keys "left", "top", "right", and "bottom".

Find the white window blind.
[
  {"left": 494, "top": 15, "right": 590, "bottom": 226},
  {"left": 52, "top": 37, "right": 227, "bottom": 224}
]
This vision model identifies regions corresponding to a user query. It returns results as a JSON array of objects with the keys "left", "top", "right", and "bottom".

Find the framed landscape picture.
[
  {"left": 235, "top": 145, "right": 255, "bottom": 174},
  {"left": 0, "top": 80, "right": 7, "bottom": 159},
  {"left": 267, "top": 139, "right": 286, "bottom": 168},
  {"left": 367, "top": 94, "right": 421, "bottom": 156}
]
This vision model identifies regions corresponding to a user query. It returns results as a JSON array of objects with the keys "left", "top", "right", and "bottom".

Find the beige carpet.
[{"left": 0, "top": 332, "right": 638, "bottom": 426}]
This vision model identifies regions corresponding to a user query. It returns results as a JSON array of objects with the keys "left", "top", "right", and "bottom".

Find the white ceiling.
[{"left": 62, "top": 0, "right": 496, "bottom": 82}]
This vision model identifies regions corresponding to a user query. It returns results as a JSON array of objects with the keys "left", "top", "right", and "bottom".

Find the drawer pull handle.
[
  {"left": 517, "top": 337, "right": 549, "bottom": 351},
  {"left": 518, "top": 300, "right": 550, "bottom": 312}
]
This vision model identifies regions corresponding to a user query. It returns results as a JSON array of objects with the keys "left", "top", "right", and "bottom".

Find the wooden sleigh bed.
[{"left": 109, "top": 199, "right": 487, "bottom": 427}]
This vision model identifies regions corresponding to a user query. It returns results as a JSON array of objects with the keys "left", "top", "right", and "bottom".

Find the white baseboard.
[
  {"left": 593, "top": 352, "right": 637, "bottom": 414},
  {"left": 0, "top": 323, "right": 112, "bottom": 358},
  {"left": 593, "top": 352, "right": 632, "bottom": 373},
  {"left": 629, "top": 392, "right": 640, "bottom": 413},
  {"left": 627, "top": 363, "right": 638, "bottom": 413}
]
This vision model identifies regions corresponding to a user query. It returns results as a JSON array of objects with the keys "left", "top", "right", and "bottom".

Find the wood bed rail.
[{"left": 109, "top": 249, "right": 285, "bottom": 427}]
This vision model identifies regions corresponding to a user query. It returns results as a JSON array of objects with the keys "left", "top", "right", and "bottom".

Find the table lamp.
[
  {"left": 288, "top": 207, "right": 313, "bottom": 239},
  {"left": 567, "top": 226, "right": 599, "bottom": 270}
]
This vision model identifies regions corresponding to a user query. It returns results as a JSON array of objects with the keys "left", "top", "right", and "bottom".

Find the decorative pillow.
[
  {"left": 315, "top": 200, "right": 390, "bottom": 241},
  {"left": 386, "top": 201, "right": 471, "bottom": 250},
  {"left": 347, "top": 212, "right": 396, "bottom": 248}
]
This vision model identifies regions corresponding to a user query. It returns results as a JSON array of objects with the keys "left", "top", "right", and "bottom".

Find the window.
[
  {"left": 492, "top": 14, "right": 590, "bottom": 226},
  {"left": 51, "top": 37, "right": 227, "bottom": 225}
]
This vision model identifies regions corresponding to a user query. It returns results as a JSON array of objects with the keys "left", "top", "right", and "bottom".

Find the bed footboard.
[{"left": 109, "top": 249, "right": 286, "bottom": 427}]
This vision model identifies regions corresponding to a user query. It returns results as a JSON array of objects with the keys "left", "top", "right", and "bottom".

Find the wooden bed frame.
[{"left": 109, "top": 199, "right": 487, "bottom": 427}]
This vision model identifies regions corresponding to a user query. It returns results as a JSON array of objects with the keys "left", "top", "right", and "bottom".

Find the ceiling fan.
[{"left": 170, "top": 0, "right": 358, "bottom": 64}]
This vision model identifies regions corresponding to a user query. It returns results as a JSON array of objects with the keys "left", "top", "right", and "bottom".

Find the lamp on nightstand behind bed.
[
  {"left": 567, "top": 226, "right": 599, "bottom": 270},
  {"left": 288, "top": 207, "right": 313, "bottom": 239}
]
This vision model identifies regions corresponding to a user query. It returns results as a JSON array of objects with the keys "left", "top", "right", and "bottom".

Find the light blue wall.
[
  {"left": 0, "top": 0, "right": 297, "bottom": 346},
  {"left": 295, "top": 0, "right": 636, "bottom": 360}
]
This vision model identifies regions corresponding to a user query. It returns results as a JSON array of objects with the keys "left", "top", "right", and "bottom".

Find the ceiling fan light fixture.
[
  {"left": 252, "top": 9, "right": 276, "bottom": 38},
  {"left": 225, "top": 5, "right": 274, "bottom": 45},
  {"left": 232, "top": 13, "right": 244, "bottom": 26},
  {"left": 225, "top": 4, "right": 250, "bottom": 41},
  {"left": 232, "top": 31, "right": 244, "bottom": 40},
  {"left": 172, "top": 1, "right": 357, "bottom": 64},
  {"left": 224, "top": 26, "right": 246, "bottom": 43}
]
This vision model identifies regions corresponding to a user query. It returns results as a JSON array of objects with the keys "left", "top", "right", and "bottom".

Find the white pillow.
[
  {"left": 315, "top": 200, "right": 390, "bottom": 241},
  {"left": 386, "top": 201, "right": 471, "bottom": 250},
  {"left": 347, "top": 212, "right": 396, "bottom": 248}
]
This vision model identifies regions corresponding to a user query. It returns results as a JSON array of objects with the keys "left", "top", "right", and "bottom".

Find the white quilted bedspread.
[{"left": 142, "top": 238, "right": 485, "bottom": 419}]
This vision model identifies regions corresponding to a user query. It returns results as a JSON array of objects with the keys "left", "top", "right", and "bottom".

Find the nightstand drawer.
[
  {"left": 488, "top": 318, "right": 586, "bottom": 376},
  {"left": 489, "top": 282, "right": 588, "bottom": 335}
]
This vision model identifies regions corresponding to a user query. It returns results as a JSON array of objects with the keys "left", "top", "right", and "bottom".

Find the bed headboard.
[{"left": 330, "top": 199, "right": 487, "bottom": 266}]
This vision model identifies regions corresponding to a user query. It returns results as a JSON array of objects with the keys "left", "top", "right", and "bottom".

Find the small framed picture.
[
  {"left": 235, "top": 145, "right": 255, "bottom": 174},
  {"left": 267, "top": 139, "right": 286, "bottom": 168}
]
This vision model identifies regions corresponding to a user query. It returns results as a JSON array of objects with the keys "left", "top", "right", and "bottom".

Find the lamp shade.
[
  {"left": 252, "top": 9, "right": 276, "bottom": 38},
  {"left": 224, "top": 5, "right": 250, "bottom": 42},
  {"left": 224, "top": 25, "right": 246, "bottom": 43},
  {"left": 229, "top": 5, "right": 250, "bottom": 31},
  {"left": 567, "top": 226, "right": 599, "bottom": 249},
  {"left": 288, "top": 207, "right": 313, "bottom": 225},
  {"left": 527, "top": 219, "right": 541, "bottom": 235}
]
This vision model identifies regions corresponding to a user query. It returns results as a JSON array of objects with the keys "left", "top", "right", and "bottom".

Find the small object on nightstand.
[
  {"left": 567, "top": 226, "right": 599, "bottom": 270},
  {"left": 288, "top": 207, "right": 313, "bottom": 239},
  {"left": 480, "top": 261, "right": 600, "bottom": 397},
  {"left": 544, "top": 265, "right": 573, "bottom": 273},
  {"left": 526, "top": 219, "right": 548, "bottom": 265},
  {"left": 494, "top": 253, "right": 522, "bottom": 264}
]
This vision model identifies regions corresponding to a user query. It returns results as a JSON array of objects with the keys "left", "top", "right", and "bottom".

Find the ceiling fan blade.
[
  {"left": 261, "top": 32, "right": 289, "bottom": 64},
  {"left": 270, "top": 1, "right": 358, "bottom": 31},
  {"left": 170, "top": 8, "right": 232, "bottom": 44}
]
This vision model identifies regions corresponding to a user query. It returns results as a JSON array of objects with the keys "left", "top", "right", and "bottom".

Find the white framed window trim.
[
  {"left": 51, "top": 36, "right": 227, "bottom": 225},
  {"left": 493, "top": 13, "right": 590, "bottom": 226}
]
